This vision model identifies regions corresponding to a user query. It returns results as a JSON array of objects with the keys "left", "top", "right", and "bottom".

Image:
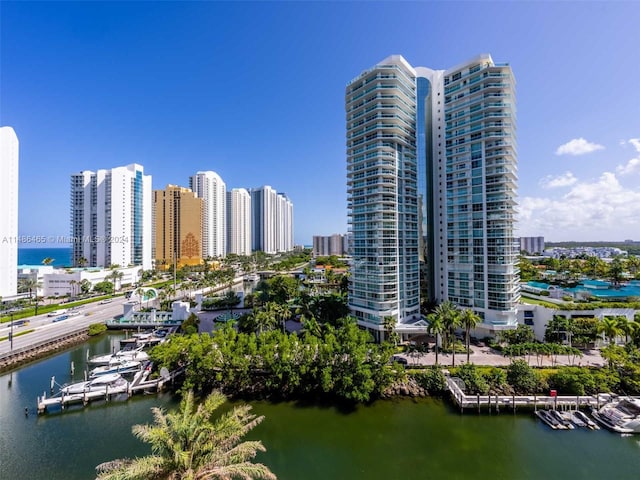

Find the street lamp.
[{"left": 9, "top": 311, "right": 14, "bottom": 351}]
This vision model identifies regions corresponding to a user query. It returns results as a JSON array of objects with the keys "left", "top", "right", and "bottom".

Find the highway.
[
  {"left": 0, "top": 278, "right": 245, "bottom": 358},
  {"left": 0, "top": 297, "right": 131, "bottom": 357}
]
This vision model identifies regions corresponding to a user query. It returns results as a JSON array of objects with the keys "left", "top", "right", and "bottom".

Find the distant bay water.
[{"left": 18, "top": 247, "right": 72, "bottom": 267}]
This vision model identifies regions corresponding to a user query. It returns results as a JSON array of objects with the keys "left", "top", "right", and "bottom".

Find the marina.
[
  {"left": 36, "top": 329, "right": 179, "bottom": 414},
  {"left": 37, "top": 361, "right": 181, "bottom": 414}
]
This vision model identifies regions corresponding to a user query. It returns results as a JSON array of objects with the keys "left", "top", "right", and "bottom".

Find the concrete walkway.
[{"left": 396, "top": 345, "right": 606, "bottom": 368}]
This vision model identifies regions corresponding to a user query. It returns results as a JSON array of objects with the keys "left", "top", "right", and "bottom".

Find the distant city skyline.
[{"left": 2, "top": 2, "right": 639, "bottom": 244}]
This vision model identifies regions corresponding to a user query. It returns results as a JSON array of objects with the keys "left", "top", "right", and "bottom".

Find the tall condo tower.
[
  {"left": 250, "top": 185, "right": 294, "bottom": 254},
  {"left": 190, "top": 171, "right": 226, "bottom": 259},
  {"left": 441, "top": 55, "right": 520, "bottom": 327},
  {"left": 226, "top": 188, "right": 252, "bottom": 255},
  {"left": 347, "top": 54, "right": 519, "bottom": 337},
  {"left": 0, "top": 127, "right": 19, "bottom": 298},
  {"left": 70, "top": 163, "right": 152, "bottom": 270},
  {"left": 153, "top": 185, "right": 204, "bottom": 268},
  {"left": 250, "top": 186, "right": 277, "bottom": 254},
  {"left": 346, "top": 56, "right": 421, "bottom": 337},
  {"left": 276, "top": 193, "right": 294, "bottom": 252}
]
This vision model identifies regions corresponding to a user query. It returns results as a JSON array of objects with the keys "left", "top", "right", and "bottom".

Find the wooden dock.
[
  {"left": 36, "top": 367, "right": 183, "bottom": 414},
  {"left": 446, "top": 376, "right": 623, "bottom": 413}
]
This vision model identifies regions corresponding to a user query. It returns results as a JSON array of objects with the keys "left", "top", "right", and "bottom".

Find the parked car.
[{"left": 391, "top": 355, "right": 408, "bottom": 365}]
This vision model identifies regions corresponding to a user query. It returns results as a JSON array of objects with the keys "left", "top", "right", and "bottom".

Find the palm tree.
[
  {"left": 135, "top": 287, "right": 146, "bottom": 310},
  {"left": 426, "top": 313, "right": 445, "bottom": 365},
  {"left": 626, "top": 255, "right": 640, "bottom": 279},
  {"left": 584, "top": 256, "right": 598, "bottom": 278},
  {"left": 19, "top": 278, "right": 38, "bottom": 303},
  {"left": 79, "top": 279, "right": 91, "bottom": 296},
  {"left": 110, "top": 269, "right": 124, "bottom": 294},
  {"left": 301, "top": 314, "right": 322, "bottom": 337},
  {"left": 41, "top": 257, "right": 54, "bottom": 266},
  {"left": 382, "top": 316, "right": 399, "bottom": 346},
  {"left": 459, "top": 308, "right": 481, "bottom": 364},
  {"left": 264, "top": 301, "right": 290, "bottom": 333},
  {"left": 252, "top": 308, "right": 277, "bottom": 334},
  {"left": 96, "top": 390, "right": 276, "bottom": 480},
  {"left": 69, "top": 279, "right": 78, "bottom": 299},
  {"left": 616, "top": 316, "right": 637, "bottom": 344},
  {"left": 433, "top": 301, "right": 460, "bottom": 366},
  {"left": 598, "top": 317, "right": 621, "bottom": 345},
  {"left": 77, "top": 256, "right": 88, "bottom": 268},
  {"left": 608, "top": 257, "right": 625, "bottom": 288}
]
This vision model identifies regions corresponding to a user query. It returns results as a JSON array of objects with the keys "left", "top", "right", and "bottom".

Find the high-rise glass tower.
[
  {"left": 442, "top": 55, "right": 520, "bottom": 327},
  {"left": 347, "top": 54, "right": 519, "bottom": 337},
  {"left": 189, "top": 171, "right": 226, "bottom": 259},
  {"left": 0, "top": 126, "right": 19, "bottom": 298},
  {"left": 251, "top": 185, "right": 277, "bottom": 254},
  {"left": 346, "top": 56, "right": 421, "bottom": 337},
  {"left": 70, "top": 163, "right": 152, "bottom": 270}
]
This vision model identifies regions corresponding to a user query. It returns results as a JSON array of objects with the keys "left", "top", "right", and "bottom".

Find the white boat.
[
  {"left": 571, "top": 410, "right": 600, "bottom": 430},
  {"left": 592, "top": 397, "right": 640, "bottom": 433},
  {"left": 61, "top": 373, "right": 128, "bottom": 395},
  {"left": 88, "top": 347, "right": 149, "bottom": 366},
  {"left": 90, "top": 359, "right": 142, "bottom": 377},
  {"left": 563, "top": 410, "right": 586, "bottom": 428},
  {"left": 535, "top": 410, "right": 563, "bottom": 430}
]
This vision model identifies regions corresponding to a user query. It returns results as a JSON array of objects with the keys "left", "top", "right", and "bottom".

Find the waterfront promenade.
[{"left": 395, "top": 345, "right": 606, "bottom": 368}]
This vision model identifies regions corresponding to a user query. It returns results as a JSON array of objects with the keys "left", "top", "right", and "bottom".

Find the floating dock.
[{"left": 446, "top": 376, "right": 622, "bottom": 413}]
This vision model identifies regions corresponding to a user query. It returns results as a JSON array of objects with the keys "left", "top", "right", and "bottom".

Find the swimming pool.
[{"left": 526, "top": 280, "right": 640, "bottom": 298}]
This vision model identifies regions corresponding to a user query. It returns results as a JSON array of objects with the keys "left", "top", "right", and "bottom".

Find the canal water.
[{"left": 1, "top": 334, "right": 640, "bottom": 480}]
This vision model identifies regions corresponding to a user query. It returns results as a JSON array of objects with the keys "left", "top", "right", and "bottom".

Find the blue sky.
[{"left": 2, "top": 1, "right": 639, "bottom": 245}]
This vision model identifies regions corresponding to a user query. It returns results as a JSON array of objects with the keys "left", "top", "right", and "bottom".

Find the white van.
[{"left": 47, "top": 309, "right": 68, "bottom": 317}]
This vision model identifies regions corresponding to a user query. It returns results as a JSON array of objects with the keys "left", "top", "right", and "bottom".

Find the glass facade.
[
  {"left": 347, "top": 54, "right": 520, "bottom": 336},
  {"left": 133, "top": 170, "right": 143, "bottom": 265},
  {"left": 346, "top": 56, "right": 421, "bottom": 330},
  {"left": 443, "top": 59, "right": 520, "bottom": 325}
]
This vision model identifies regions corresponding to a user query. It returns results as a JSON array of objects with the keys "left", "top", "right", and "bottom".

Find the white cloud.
[
  {"left": 555, "top": 138, "right": 605, "bottom": 156},
  {"left": 539, "top": 172, "right": 577, "bottom": 188},
  {"left": 616, "top": 138, "right": 640, "bottom": 175},
  {"left": 616, "top": 158, "right": 640, "bottom": 175},
  {"left": 517, "top": 172, "right": 640, "bottom": 241},
  {"left": 621, "top": 138, "right": 640, "bottom": 152}
]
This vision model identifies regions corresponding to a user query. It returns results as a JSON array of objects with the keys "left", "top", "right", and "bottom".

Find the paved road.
[
  {"left": 0, "top": 297, "right": 130, "bottom": 356},
  {"left": 0, "top": 278, "right": 239, "bottom": 357}
]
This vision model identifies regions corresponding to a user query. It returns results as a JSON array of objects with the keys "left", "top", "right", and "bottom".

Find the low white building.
[
  {"left": 517, "top": 303, "right": 637, "bottom": 342},
  {"left": 17, "top": 265, "right": 56, "bottom": 297},
  {"left": 41, "top": 266, "right": 142, "bottom": 298}
]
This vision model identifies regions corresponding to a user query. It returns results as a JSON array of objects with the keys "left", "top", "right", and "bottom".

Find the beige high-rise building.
[{"left": 153, "top": 185, "right": 204, "bottom": 269}]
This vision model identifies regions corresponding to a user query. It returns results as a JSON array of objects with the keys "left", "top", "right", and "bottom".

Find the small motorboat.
[
  {"left": 90, "top": 360, "right": 142, "bottom": 377},
  {"left": 61, "top": 373, "right": 127, "bottom": 395},
  {"left": 88, "top": 346, "right": 149, "bottom": 366},
  {"left": 572, "top": 410, "right": 599, "bottom": 430}
]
